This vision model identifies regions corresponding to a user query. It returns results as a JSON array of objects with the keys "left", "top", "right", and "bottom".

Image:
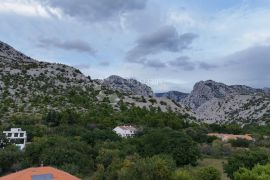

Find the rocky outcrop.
[
  {"left": 155, "top": 91, "right": 188, "bottom": 102},
  {"left": 182, "top": 80, "right": 263, "bottom": 109},
  {"left": 181, "top": 80, "right": 270, "bottom": 124},
  {"left": 103, "top": 75, "right": 154, "bottom": 97}
]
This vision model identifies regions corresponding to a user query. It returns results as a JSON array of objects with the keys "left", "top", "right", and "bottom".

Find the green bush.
[
  {"left": 224, "top": 149, "right": 270, "bottom": 178},
  {"left": 234, "top": 163, "right": 270, "bottom": 180},
  {"left": 197, "top": 167, "right": 221, "bottom": 180}
]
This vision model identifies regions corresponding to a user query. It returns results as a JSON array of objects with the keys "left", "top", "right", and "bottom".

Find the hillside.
[
  {"left": 181, "top": 80, "right": 270, "bottom": 124},
  {"left": 0, "top": 41, "right": 191, "bottom": 120},
  {"left": 102, "top": 75, "right": 154, "bottom": 97}
]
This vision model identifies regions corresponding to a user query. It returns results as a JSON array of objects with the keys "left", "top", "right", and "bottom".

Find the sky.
[{"left": 0, "top": 0, "right": 270, "bottom": 93}]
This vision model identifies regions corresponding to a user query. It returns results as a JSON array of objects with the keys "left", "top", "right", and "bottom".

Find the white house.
[
  {"left": 113, "top": 125, "right": 138, "bottom": 138},
  {"left": 3, "top": 128, "right": 27, "bottom": 150}
]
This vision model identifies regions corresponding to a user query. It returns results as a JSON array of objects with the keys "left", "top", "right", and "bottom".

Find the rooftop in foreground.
[{"left": 0, "top": 166, "right": 80, "bottom": 180}]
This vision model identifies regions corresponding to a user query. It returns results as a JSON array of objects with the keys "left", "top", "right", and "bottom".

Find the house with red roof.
[{"left": 207, "top": 133, "right": 253, "bottom": 142}]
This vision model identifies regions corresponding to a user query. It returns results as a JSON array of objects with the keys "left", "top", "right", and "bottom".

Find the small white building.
[
  {"left": 3, "top": 128, "right": 27, "bottom": 150},
  {"left": 113, "top": 125, "right": 138, "bottom": 138}
]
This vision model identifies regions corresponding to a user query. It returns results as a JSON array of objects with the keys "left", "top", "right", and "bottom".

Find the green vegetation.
[
  {"left": 224, "top": 149, "right": 270, "bottom": 179},
  {"left": 234, "top": 163, "right": 270, "bottom": 180},
  {"left": 1, "top": 84, "right": 270, "bottom": 179},
  {"left": 0, "top": 104, "right": 201, "bottom": 179}
]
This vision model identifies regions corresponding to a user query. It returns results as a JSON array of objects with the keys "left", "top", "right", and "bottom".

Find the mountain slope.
[
  {"left": 102, "top": 75, "right": 154, "bottom": 97},
  {"left": 181, "top": 80, "right": 270, "bottom": 124},
  {"left": 0, "top": 41, "right": 192, "bottom": 120}
]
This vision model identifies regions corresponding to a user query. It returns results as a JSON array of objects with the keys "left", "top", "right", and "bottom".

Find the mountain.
[
  {"left": 181, "top": 80, "right": 270, "bottom": 124},
  {"left": 0, "top": 41, "right": 33, "bottom": 62},
  {"left": 0, "top": 41, "right": 191, "bottom": 120},
  {"left": 155, "top": 91, "right": 189, "bottom": 102},
  {"left": 2, "top": 40, "right": 269, "bottom": 125},
  {"left": 102, "top": 75, "right": 154, "bottom": 97},
  {"left": 182, "top": 80, "right": 264, "bottom": 109}
]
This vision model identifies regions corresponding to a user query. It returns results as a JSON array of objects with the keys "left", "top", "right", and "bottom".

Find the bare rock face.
[
  {"left": 182, "top": 80, "right": 264, "bottom": 109},
  {"left": 155, "top": 91, "right": 188, "bottom": 102},
  {"left": 181, "top": 80, "right": 270, "bottom": 124},
  {"left": 103, "top": 75, "right": 154, "bottom": 97}
]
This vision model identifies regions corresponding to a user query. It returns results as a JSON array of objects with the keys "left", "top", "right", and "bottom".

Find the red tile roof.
[
  {"left": 207, "top": 133, "right": 253, "bottom": 141},
  {"left": 0, "top": 166, "right": 80, "bottom": 180}
]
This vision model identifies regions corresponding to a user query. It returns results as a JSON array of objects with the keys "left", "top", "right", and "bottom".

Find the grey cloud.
[
  {"left": 43, "top": 0, "right": 147, "bottom": 21},
  {"left": 99, "top": 61, "right": 110, "bottom": 66},
  {"left": 144, "top": 59, "right": 167, "bottom": 68},
  {"left": 169, "top": 56, "right": 195, "bottom": 71},
  {"left": 221, "top": 45, "right": 270, "bottom": 87},
  {"left": 199, "top": 62, "right": 218, "bottom": 70},
  {"left": 38, "top": 38, "right": 96, "bottom": 55},
  {"left": 126, "top": 26, "right": 198, "bottom": 62}
]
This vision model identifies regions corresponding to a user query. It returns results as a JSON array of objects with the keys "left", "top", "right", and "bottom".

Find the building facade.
[
  {"left": 3, "top": 128, "right": 27, "bottom": 150},
  {"left": 113, "top": 125, "right": 138, "bottom": 138}
]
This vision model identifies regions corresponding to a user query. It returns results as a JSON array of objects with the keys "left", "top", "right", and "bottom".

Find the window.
[
  {"left": 7, "top": 133, "right": 12, "bottom": 137},
  {"left": 20, "top": 133, "right": 24, "bottom": 137},
  {"left": 14, "top": 133, "right": 18, "bottom": 137}
]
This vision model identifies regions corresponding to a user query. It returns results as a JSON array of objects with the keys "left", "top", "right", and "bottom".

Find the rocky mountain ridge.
[
  {"left": 182, "top": 80, "right": 265, "bottom": 110},
  {"left": 0, "top": 41, "right": 191, "bottom": 120},
  {"left": 1, "top": 40, "right": 269, "bottom": 125},
  {"left": 102, "top": 75, "right": 154, "bottom": 97},
  {"left": 180, "top": 80, "right": 270, "bottom": 124}
]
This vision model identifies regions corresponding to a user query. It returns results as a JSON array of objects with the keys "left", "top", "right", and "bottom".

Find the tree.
[
  {"left": 24, "top": 136, "right": 95, "bottom": 176},
  {"left": 234, "top": 163, "right": 270, "bottom": 180},
  {"left": 224, "top": 149, "right": 270, "bottom": 178},
  {"left": 0, "top": 145, "right": 22, "bottom": 175},
  {"left": 82, "top": 129, "right": 120, "bottom": 146},
  {"left": 44, "top": 110, "right": 61, "bottom": 127},
  {"left": 229, "top": 138, "right": 250, "bottom": 148},
  {"left": 0, "top": 133, "right": 11, "bottom": 148},
  {"left": 119, "top": 155, "right": 176, "bottom": 180},
  {"left": 139, "top": 128, "right": 201, "bottom": 166},
  {"left": 197, "top": 167, "right": 221, "bottom": 180}
]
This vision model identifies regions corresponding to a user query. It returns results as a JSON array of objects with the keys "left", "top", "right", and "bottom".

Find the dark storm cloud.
[
  {"left": 42, "top": 0, "right": 147, "bottom": 21},
  {"left": 38, "top": 38, "right": 96, "bottom": 55},
  {"left": 168, "top": 56, "right": 195, "bottom": 71},
  {"left": 126, "top": 26, "right": 198, "bottom": 62}
]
